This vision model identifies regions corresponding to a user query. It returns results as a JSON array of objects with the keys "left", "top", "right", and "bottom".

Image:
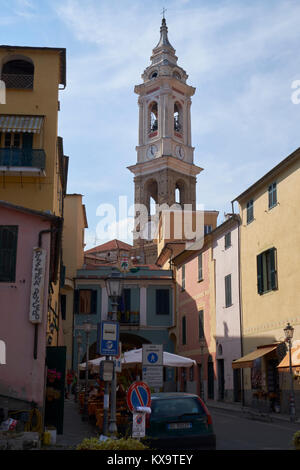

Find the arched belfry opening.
[
  {"left": 175, "top": 179, "right": 185, "bottom": 206},
  {"left": 149, "top": 101, "right": 158, "bottom": 134},
  {"left": 174, "top": 102, "right": 182, "bottom": 134},
  {"left": 145, "top": 178, "right": 158, "bottom": 215}
]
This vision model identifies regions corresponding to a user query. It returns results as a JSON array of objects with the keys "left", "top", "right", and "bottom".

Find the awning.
[
  {"left": 232, "top": 345, "right": 278, "bottom": 369},
  {"left": 0, "top": 115, "right": 44, "bottom": 133},
  {"left": 277, "top": 342, "right": 300, "bottom": 372}
]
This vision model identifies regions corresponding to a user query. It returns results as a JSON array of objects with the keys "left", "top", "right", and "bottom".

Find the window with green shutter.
[
  {"left": 198, "top": 253, "right": 203, "bottom": 281},
  {"left": 182, "top": 316, "right": 186, "bottom": 345},
  {"left": 247, "top": 200, "right": 254, "bottom": 224},
  {"left": 0, "top": 225, "right": 18, "bottom": 282},
  {"left": 268, "top": 182, "right": 277, "bottom": 209},
  {"left": 225, "top": 232, "right": 231, "bottom": 249},
  {"left": 257, "top": 248, "right": 277, "bottom": 294},
  {"left": 225, "top": 274, "right": 232, "bottom": 307}
]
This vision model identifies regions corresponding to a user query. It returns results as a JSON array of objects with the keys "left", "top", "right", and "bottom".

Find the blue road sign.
[
  {"left": 147, "top": 352, "right": 158, "bottom": 364},
  {"left": 100, "top": 321, "right": 119, "bottom": 356}
]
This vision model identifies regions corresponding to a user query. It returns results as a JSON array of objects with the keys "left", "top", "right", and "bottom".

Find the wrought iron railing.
[
  {"left": 1, "top": 73, "right": 34, "bottom": 89},
  {"left": 0, "top": 148, "right": 46, "bottom": 170},
  {"left": 114, "top": 311, "right": 140, "bottom": 325}
]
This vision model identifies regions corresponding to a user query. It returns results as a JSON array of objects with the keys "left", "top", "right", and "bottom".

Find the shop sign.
[{"left": 29, "top": 248, "right": 46, "bottom": 324}]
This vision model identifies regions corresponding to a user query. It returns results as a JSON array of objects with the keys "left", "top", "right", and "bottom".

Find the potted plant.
[{"left": 293, "top": 431, "right": 300, "bottom": 450}]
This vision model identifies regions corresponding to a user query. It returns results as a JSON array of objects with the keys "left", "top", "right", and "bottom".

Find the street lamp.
[
  {"left": 284, "top": 322, "right": 296, "bottom": 422},
  {"left": 76, "top": 332, "right": 83, "bottom": 403},
  {"left": 105, "top": 274, "right": 123, "bottom": 435},
  {"left": 82, "top": 318, "right": 93, "bottom": 421}
]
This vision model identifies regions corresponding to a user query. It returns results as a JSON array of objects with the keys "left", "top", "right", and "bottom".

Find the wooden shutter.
[
  {"left": 257, "top": 253, "right": 263, "bottom": 294},
  {"left": 91, "top": 290, "right": 97, "bottom": 314},
  {"left": 225, "top": 274, "right": 232, "bottom": 307},
  {"left": 270, "top": 248, "right": 278, "bottom": 290}
]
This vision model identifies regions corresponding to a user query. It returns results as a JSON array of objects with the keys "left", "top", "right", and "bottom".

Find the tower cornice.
[{"left": 128, "top": 155, "right": 202, "bottom": 178}]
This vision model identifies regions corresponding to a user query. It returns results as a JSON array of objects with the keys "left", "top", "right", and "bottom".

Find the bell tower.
[{"left": 128, "top": 18, "right": 202, "bottom": 262}]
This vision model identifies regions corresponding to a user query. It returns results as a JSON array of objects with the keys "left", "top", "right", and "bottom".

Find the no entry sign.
[{"left": 126, "top": 381, "right": 151, "bottom": 413}]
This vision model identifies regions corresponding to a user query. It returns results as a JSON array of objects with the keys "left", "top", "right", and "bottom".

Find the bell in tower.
[{"left": 128, "top": 17, "right": 203, "bottom": 264}]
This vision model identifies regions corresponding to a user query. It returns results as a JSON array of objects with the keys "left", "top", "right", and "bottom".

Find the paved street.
[{"left": 211, "top": 408, "right": 298, "bottom": 450}]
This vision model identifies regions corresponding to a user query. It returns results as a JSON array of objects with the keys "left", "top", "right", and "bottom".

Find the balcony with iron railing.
[
  {"left": 111, "top": 310, "right": 140, "bottom": 325},
  {"left": 1, "top": 73, "right": 34, "bottom": 89},
  {"left": 0, "top": 148, "right": 46, "bottom": 174}
]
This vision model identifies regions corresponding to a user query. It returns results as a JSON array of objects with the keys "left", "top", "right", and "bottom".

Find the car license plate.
[{"left": 168, "top": 422, "right": 192, "bottom": 430}]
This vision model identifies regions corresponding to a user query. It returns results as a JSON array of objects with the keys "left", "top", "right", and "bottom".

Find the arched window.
[
  {"left": 149, "top": 102, "right": 158, "bottom": 134},
  {"left": 1, "top": 56, "right": 34, "bottom": 89},
  {"left": 174, "top": 102, "right": 182, "bottom": 133},
  {"left": 145, "top": 179, "right": 158, "bottom": 215},
  {"left": 173, "top": 71, "right": 181, "bottom": 80},
  {"left": 149, "top": 71, "right": 158, "bottom": 80},
  {"left": 175, "top": 180, "right": 185, "bottom": 206}
]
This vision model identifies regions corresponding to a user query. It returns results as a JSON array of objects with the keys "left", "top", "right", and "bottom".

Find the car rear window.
[{"left": 151, "top": 398, "right": 206, "bottom": 418}]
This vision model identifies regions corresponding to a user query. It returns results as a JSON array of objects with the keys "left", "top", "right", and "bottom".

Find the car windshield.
[{"left": 151, "top": 397, "right": 205, "bottom": 418}]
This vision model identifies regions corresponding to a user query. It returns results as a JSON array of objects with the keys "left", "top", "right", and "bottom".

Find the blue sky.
[{"left": 1, "top": 0, "right": 300, "bottom": 249}]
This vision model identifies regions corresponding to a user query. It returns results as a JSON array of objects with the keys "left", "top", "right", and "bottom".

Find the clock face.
[
  {"left": 176, "top": 145, "right": 185, "bottom": 159},
  {"left": 146, "top": 144, "right": 158, "bottom": 159}
]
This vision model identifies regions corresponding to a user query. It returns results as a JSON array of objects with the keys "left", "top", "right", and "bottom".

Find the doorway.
[
  {"left": 217, "top": 359, "right": 225, "bottom": 400},
  {"left": 207, "top": 355, "right": 214, "bottom": 399}
]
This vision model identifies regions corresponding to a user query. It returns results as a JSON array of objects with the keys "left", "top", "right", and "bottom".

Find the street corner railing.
[{"left": 1, "top": 73, "right": 34, "bottom": 89}]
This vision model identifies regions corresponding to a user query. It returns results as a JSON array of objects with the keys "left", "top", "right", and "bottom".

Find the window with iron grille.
[
  {"left": 257, "top": 248, "right": 277, "bottom": 295},
  {"left": 268, "top": 182, "right": 277, "bottom": 209},
  {"left": 0, "top": 226, "right": 18, "bottom": 282}
]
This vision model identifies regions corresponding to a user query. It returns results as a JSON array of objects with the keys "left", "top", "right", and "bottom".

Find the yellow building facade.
[
  {"left": 0, "top": 46, "right": 68, "bottom": 348},
  {"left": 61, "top": 194, "right": 88, "bottom": 372},
  {"left": 233, "top": 148, "right": 300, "bottom": 412}
]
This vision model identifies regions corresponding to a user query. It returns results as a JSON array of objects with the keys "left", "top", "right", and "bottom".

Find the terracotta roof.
[{"left": 85, "top": 239, "right": 132, "bottom": 254}]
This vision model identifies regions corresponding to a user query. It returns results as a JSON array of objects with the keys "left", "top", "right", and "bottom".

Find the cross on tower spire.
[{"left": 161, "top": 7, "right": 167, "bottom": 19}]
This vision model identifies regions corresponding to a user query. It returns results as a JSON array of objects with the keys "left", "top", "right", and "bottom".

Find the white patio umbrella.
[
  {"left": 122, "top": 348, "right": 196, "bottom": 368},
  {"left": 79, "top": 348, "right": 196, "bottom": 372}
]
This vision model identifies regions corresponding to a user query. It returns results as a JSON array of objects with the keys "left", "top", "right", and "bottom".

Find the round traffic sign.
[
  {"left": 126, "top": 381, "right": 151, "bottom": 413},
  {"left": 147, "top": 352, "right": 158, "bottom": 364}
]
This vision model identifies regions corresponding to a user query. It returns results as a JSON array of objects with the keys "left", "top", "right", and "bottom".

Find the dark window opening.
[
  {"left": 74, "top": 289, "right": 97, "bottom": 314},
  {"left": 156, "top": 289, "right": 170, "bottom": 315},
  {"left": 61, "top": 295, "right": 67, "bottom": 320},
  {"left": 199, "top": 310, "right": 204, "bottom": 339},
  {"left": 198, "top": 253, "right": 203, "bottom": 281},
  {"left": 0, "top": 225, "right": 18, "bottom": 282},
  {"left": 149, "top": 102, "right": 158, "bottom": 133},
  {"left": 182, "top": 316, "right": 186, "bottom": 345},
  {"left": 174, "top": 102, "right": 182, "bottom": 133}
]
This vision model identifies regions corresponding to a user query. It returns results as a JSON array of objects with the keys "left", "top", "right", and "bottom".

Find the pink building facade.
[
  {"left": 174, "top": 241, "right": 216, "bottom": 401},
  {"left": 0, "top": 201, "right": 61, "bottom": 413},
  {"left": 212, "top": 215, "right": 242, "bottom": 403}
]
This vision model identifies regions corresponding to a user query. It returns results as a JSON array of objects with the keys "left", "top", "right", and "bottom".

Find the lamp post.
[
  {"left": 76, "top": 332, "right": 83, "bottom": 403},
  {"left": 82, "top": 318, "right": 93, "bottom": 421},
  {"left": 284, "top": 322, "right": 296, "bottom": 422},
  {"left": 105, "top": 275, "right": 123, "bottom": 435}
]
